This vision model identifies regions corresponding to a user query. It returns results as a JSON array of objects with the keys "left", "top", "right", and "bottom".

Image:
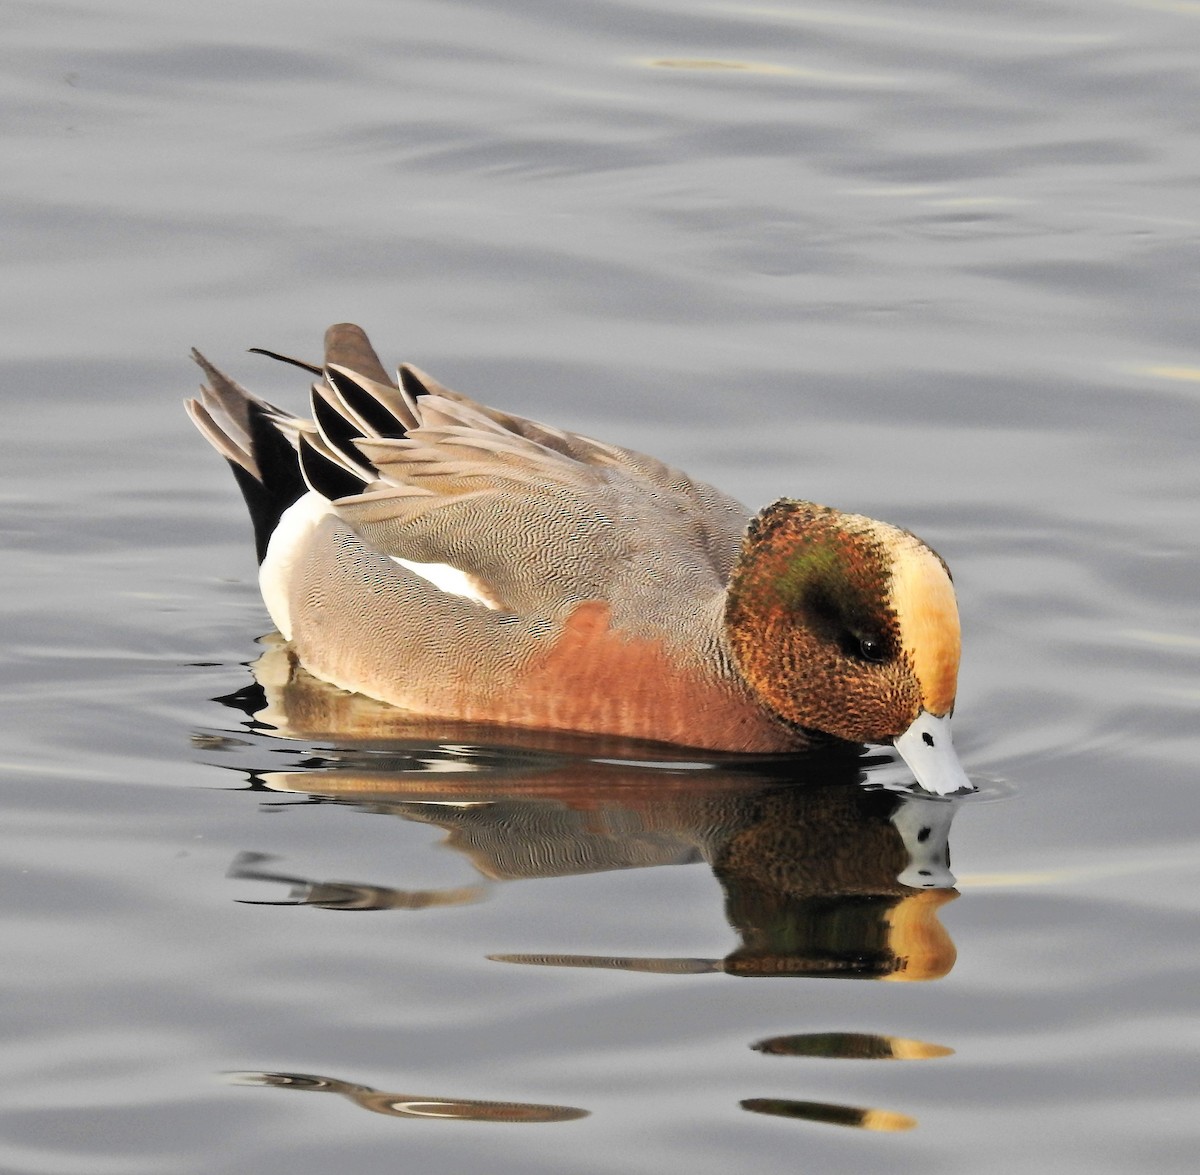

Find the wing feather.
[{"left": 189, "top": 328, "right": 752, "bottom": 626}]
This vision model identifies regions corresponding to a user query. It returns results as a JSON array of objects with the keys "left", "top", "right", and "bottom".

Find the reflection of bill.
[
  {"left": 217, "top": 642, "right": 965, "bottom": 983},
  {"left": 224, "top": 1070, "right": 587, "bottom": 1123}
]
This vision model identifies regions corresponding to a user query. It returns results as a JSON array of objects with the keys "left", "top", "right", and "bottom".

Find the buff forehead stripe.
[{"left": 883, "top": 533, "right": 960, "bottom": 716}]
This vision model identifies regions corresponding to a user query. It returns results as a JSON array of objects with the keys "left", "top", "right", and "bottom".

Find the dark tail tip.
[
  {"left": 323, "top": 324, "right": 393, "bottom": 387},
  {"left": 239, "top": 401, "right": 308, "bottom": 564}
]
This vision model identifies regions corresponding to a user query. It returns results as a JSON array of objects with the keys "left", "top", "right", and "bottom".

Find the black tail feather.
[
  {"left": 298, "top": 434, "right": 367, "bottom": 502},
  {"left": 238, "top": 400, "right": 308, "bottom": 564},
  {"left": 399, "top": 364, "right": 436, "bottom": 400},
  {"left": 310, "top": 383, "right": 372, "bottom": 473},
  {"left": 326, "top": 367, "right": 410, "bottom": 439}
]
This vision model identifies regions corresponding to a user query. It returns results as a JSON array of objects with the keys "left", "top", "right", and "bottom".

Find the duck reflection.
[
  {"left": 213, "top": 640, "right": 965, "bottom": 983},
  {"left": 224, "top": 1070, "right": 587, "bottom": 1123},
  {"left": 741, "top": 1097, "right": 917, "bottom": 1132},
  {"left": 752, "top": 1032, "right": 953, "bottom": 1060}
]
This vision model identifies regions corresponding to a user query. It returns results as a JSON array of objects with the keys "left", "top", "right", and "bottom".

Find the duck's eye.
[{"left": 857, "top": 635, "right": 887, "bottom": 663}]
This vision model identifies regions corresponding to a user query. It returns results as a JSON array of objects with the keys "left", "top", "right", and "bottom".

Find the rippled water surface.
[{"left": 3, "top": 1, "right": 1199, "bottom": 1172}]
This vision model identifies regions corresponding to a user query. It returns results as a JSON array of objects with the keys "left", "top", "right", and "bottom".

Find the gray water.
[{"left": 3, "top": 0, "right": 1199, "bottom": 1171}]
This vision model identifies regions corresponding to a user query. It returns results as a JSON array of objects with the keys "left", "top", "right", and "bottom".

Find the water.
[{"left": 2, "top": 0, "right": 1198, "bottom": 1171}]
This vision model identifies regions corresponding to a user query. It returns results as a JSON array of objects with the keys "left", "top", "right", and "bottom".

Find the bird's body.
[{"left": 188, "top": 324, "right": 972, "bottom": 793}]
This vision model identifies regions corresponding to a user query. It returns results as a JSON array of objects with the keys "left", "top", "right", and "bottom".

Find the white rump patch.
[
  {"left": 391, "top": 557, "right": 499, "bottom": 609},
  {"left": 260, "top": 492, "right": 335, "bottom": 640}
]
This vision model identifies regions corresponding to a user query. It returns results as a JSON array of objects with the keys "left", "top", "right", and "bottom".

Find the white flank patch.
[
  {"left": 391, "top": 557, "right": 498, "bottom": 609},
  {"left": 260, "top": 491, "right": 335, "bottom": 640}
]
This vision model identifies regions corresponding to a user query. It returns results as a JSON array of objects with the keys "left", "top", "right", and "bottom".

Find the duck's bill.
[{"left": 893, "top": 711, "right": 975, "bottom": 796}]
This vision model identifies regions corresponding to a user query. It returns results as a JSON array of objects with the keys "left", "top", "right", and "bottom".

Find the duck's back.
[{"left": 189, "top": 324, "right": 796, "bottom": 751}]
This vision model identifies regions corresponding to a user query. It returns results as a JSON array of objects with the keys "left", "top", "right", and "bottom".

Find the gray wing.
[
  {"left": 325, "top": 369, "right": 751, "bottom": 628},
  {"left": 188, "top": 322, "right": 751, "bottom": 630}
]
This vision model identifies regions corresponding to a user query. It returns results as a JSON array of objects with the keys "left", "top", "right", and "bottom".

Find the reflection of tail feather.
[
  {"left": 352, "top": 1094, "right": 586, "bottom": 1122},
  {"left": 224, "top": 1070, "right": 588, "bottom": 1123},
  {"left": 489, "top": 953, "right": 720, "bottom": 974},
  {"left": 293, "top": 882, "right": 486, "bottom": 910},
  {"left": 228, "top": 851, "right": 486, "bottom": 910},
  {"left": 741, "top": 1097, "right": 916, "bottom": 1132}
]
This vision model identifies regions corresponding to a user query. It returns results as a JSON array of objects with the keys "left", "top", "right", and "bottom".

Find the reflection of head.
[
  {"left": 722, "top": 887, "right": 957, "bottom": 981},
  {"left": 711, "top": 782, "right": 958, "bottom": 980}
]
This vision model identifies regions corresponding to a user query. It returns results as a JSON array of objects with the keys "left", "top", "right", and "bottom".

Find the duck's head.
[{"left": 725, "top": 500, "right": 972, "bottom": 795}]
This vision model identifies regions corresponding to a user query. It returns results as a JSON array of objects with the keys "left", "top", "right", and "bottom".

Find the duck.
[{"left": 187, "top": 323, "right": 972, "bottom": 795}]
